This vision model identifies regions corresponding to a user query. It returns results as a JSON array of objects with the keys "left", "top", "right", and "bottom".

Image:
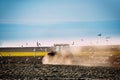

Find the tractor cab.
[{"left": 54, "top": 44, "right": 70, "bottom": 52}]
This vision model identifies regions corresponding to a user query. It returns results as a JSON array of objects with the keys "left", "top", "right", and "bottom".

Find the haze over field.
[{"left": 0, "top": 0, "right": 120, "bottom": 47}]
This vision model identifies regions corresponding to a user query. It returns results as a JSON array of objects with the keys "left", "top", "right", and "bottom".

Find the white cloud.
[{"left": 1, "top": 38, "right": 120, "bottom": 47}]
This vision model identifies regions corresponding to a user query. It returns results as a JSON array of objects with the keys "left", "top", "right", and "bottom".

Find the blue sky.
[{"left": 0, "top": 0, "right": 120, "bottom": 42}]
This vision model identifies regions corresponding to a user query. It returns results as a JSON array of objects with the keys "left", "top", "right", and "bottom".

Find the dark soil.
[{"left": 0, "top": 64, "right": 120, "bottom": 80}]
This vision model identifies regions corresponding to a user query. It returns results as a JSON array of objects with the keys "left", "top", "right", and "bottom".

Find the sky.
[{"left": 0, "top": 0, "right": 120, "bottom": 47}]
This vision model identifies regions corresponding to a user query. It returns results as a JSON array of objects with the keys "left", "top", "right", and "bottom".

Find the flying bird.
[{"left": 98, "top": 33, "right": 102, "bottom": 36}]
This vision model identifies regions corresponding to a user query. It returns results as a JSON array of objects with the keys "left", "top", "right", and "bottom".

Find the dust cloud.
[{"left": 42, "top": 46, "right": 120, "bottom": 67}]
